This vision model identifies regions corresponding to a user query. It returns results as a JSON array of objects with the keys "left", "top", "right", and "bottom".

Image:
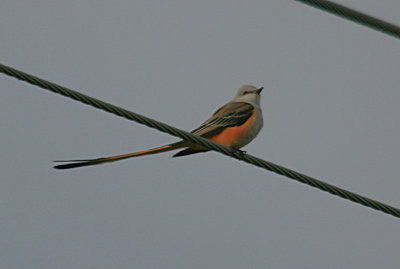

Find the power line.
[
  {"left": 1, "top": 62, "right": 399, "bottom": 219},
  {"left": 296, "top": 0, "right": 400, "bottom": 39}
]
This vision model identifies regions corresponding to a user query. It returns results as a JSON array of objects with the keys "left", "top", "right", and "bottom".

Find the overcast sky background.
[{"left": 1, "top": 1, "right": 400, "bottom": 268}]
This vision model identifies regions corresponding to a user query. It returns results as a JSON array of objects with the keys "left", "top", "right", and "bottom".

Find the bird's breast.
[{"left": 209, "top": 107, "right": 262, "bottom": 149}]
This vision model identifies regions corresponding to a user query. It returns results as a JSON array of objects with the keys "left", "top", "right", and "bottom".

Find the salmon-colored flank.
[{"left": 208, "top": 107, "right": 257, "bottom": 148}]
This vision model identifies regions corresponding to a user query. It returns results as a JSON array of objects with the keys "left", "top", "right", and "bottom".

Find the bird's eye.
[{"left": 243, "top": 91, "right": 249, "bottom": 94}]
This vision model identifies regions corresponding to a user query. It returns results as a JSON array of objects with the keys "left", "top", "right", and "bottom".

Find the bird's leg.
[{"left": 231, "top": 147, "right": 247, "bottom": 157}]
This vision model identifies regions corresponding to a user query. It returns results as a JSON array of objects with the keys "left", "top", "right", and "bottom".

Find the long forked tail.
[{"left": 54, "top": 141, "right": 188, "bottom": 169}]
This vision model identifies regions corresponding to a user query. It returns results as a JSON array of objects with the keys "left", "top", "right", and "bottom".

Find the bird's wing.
[{"left": 191, "top": 102, "right": 254, "bottom": 138}]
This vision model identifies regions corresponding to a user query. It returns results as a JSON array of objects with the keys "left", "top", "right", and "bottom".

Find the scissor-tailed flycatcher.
[{"left": 54, "top": 85, "right": 264, "bottom": 169}]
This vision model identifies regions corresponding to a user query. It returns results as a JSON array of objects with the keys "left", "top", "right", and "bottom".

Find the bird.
[{"left": 54, "top": 85, "right": 264, "bottom": 169}]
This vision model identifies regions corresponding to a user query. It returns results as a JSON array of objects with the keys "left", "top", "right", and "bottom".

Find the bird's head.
[{"left": 234, "top": 85, "right": 263, "bottom": 105}]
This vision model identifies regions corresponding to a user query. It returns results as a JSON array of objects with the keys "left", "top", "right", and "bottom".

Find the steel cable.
[{"left": 1, "top": 63, "right": 399, "bottom": 218}]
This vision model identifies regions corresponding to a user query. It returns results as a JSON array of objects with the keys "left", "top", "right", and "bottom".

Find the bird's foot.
[{"left": 231, "top": 148, "right": 247, "bottom": 157}]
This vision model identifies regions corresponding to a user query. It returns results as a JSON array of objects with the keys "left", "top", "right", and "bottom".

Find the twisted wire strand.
[
  {"left": 296, "top": 0, "right": 400, "bottom": 39},
  {"left": 1, "top": 63, "right": 399, "bottom": 218}
]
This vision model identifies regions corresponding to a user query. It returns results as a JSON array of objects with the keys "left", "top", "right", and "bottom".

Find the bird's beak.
[{"left": 257, "top": 87, "right": 264, "bottom": 94}]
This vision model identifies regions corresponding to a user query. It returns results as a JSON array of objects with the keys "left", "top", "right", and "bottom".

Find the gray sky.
[{"left": 1, "top": 1, "right": 400, "bottom": 268}]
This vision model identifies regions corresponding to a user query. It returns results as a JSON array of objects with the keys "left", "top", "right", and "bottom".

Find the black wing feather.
[{"left": 191, "top": 102, "right": 254, "bottom": 138}]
